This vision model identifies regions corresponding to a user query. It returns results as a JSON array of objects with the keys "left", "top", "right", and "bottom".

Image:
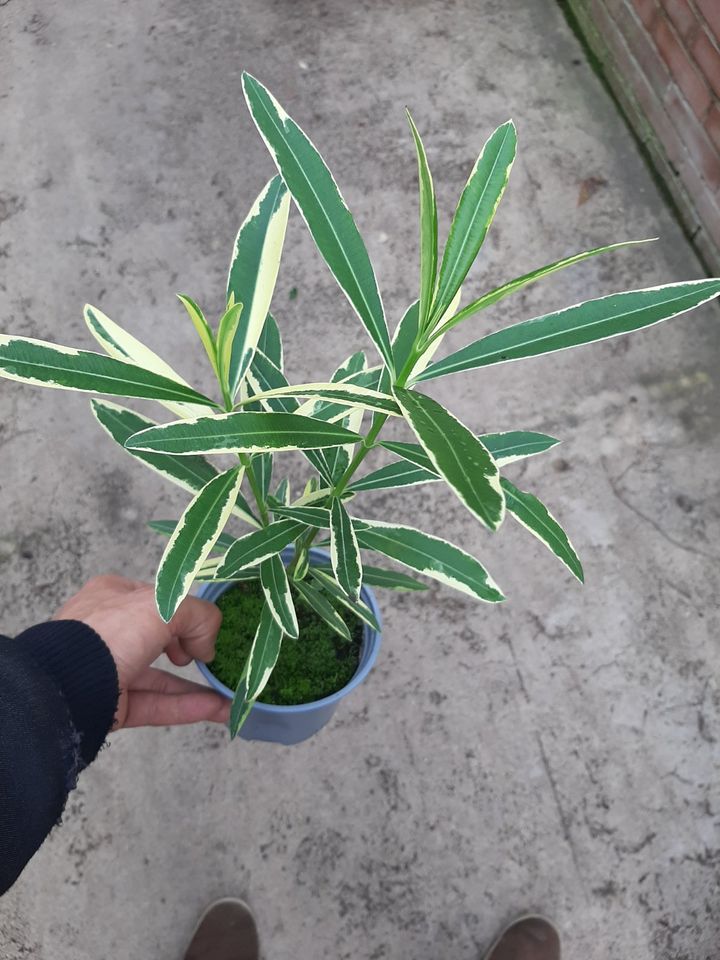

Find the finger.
[
  {"left": 168, "top": 594, "right": 223, "bottom": 663},
  {"left": 123, "top": 690, "right": 231, "bottom": 728},
  {"left": 131, "top": 667, "right": 220, "bottom": 696},
  {"left": 165, "top": 639, "right": 193, "bottom": 667}
]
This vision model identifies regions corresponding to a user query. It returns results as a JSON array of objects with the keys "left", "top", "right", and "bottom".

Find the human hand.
[{"left": 53, "top": 575, "right": 230, "bottom": 730}]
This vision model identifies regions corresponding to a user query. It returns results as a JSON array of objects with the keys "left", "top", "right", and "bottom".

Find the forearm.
[{"left": 0, "top": 621, "right": 119, "bottom": 895}]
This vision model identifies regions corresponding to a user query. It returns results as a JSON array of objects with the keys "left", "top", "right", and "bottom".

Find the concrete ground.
[{"left": 1, "top": 1, "right": 719, "bottom": 957}]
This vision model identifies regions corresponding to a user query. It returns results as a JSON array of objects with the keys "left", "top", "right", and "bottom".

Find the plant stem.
[{"left": 241, "top": 453, "right": 270, "bottom": 527}]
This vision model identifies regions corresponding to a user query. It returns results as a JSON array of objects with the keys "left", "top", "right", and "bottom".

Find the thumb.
[{"left": 167, "top": 594, "right": 223, "bottom": 663}]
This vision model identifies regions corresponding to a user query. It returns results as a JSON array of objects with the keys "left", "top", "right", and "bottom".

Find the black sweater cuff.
[{"left": 15, "top": 621, "right": 119, "bottom": 766}]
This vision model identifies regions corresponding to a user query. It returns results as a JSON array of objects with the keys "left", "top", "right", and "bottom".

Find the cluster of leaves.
[{"left": 1, "top": 74, "right": 718, "bottom": 737}]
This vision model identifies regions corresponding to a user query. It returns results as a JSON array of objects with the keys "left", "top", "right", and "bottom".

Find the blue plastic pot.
[{"left": 195, "top": 548, "right": 382, "bottom": 745}]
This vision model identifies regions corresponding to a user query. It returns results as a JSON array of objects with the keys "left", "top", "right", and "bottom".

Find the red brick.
[
  {"left": 601, "top": 0, "right": 672, "bottom": 94},
  {"left": 706, "top": 103, "right": 720, "bottom": 153},
  {"left": 695, "top": 0, "right": 720, "bottom": 40},
  {"left": 660, "top": 0, "right": 700, "bottom": 42},
  {"left": 692, "top": 28, "right": 720, "bottom": 99},
  {"left": 653, "top": 14, "right": 712, "bottom": 118},
  {"left": 664, "top": 82, "right": 720, "bottom": 188},
  {"left": 631, "top": 0, "right": 660, "bottom": 29}
]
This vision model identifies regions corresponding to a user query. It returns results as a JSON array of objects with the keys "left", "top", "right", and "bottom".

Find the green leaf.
[
  {"left": 217, "top": 519, "right": 306, "bottom": 578},
  {"left": 84, "top": 304, "right": 214, "bottom": 419},
  {"left": 155, "top": 467, "right": 244, "bottom": 621},
  {"left": 91, "top": 399, "right": 259, "bottom": 526},
  {"left": 394, "top": 388, "right": 504, "bottom": 532},
  {"left": 226, "top": 175, "right": 291, "bottom": 397},
  {"left": 418, "top": 278, "right": 720, "bottom": 381},
  {"left": 293, "top": 578, "right": 352, "bottom": 641},
  {"left": 353, "top": 519, "right": 504, "bottom": 602},
  {"left": 216, "top": 302, "right": 245, "bottom": 395},
  {"left": 260, "top": 553, "right": 299, "bottom": 637},
  {"left": 235, "top": 381, "right": 400, "bottom": 416},
  {"left": 430, "top": 120, "right": 517, "bottom": 326},
  {"left": 356, "top": 564, "right": 428, "bottom": 591},
  {"left": 381, "top": 430, "right": 559, "bottom": 471},
  {"left": 0, "top": 334, "right": 215, "bottom": 406},
  {"left": 349, "top": 458, "right": 438, "bottom": 492},
  {"left": 431, "top": 239, "right": 656, "bottom": 336},
  {"left": 148, "top": 519, "right": 238, "bottom": 555},
  {"left": 247, "top": 350, "right": 297, "bottom": 412},
  {"left": 271, "top": 504, "right": 331, "bottom": 527},
  {"left": 251, "top": 452, "right": 273, "bottom": 499},
  {"left": 273, "top": 477, "right": 290, "bottom": 506},
  {"left": 309, "top": 567, "right": 380, "bottom": 631},
  {"left": 230, "top": 600, "right": 284, "bottom": 738},
  {"left": 242, "top": 73, "right": 394, "bottom": 370},
  {"left": 392, "top": 300, "right": 421, "bottom": 372},
  {"left": 176, "top": 294, "right": 219, "bottom": 378},
  {"left": 406, "top": 111, "right": 438, "bottom": 329},
  {"left": 502, "top": 478, "right": 583, "bottom": 582},
  {"left": 256, "top": 312, "right": 283, "bottom": 371},
  {"left": 124, "top": 410, "right": 364, "bottom": 456},
  {"left": 330, "top": 498, "right": 362, "bottom": 601}
]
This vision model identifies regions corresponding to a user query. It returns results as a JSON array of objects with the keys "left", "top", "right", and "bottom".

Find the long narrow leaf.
[
  {"left": 330, "top": 498, "right": 362, "bottom": 601},
  {"left": 230, "top": 600, "right": 284, "bottom": 737},
  {"left": 293, "top": 578, "right": 352, "bottom": 641},
  {"left": 432, "top": 239, "right": 655, "bottom": 336},
  {"left": 149, "top": 520, "right": 238, "bottom": 555},
  {"left": 256, "top": 312, "right": 283, "bottom": 370},
  {"left": 91, "top": 399, "right": 258, "bottom": 526},
  {"left": 309, "top": 567, "right": 380, "bottom": 631},
  {"left": 155, "top": 467, "right": 243, "bottom": 621},
  {"left": 349, "top": 459, "right": 438, "bottom": 492},
  {"left": 216, "top": 302, "right": 245, "bottom": 395},
  {"left": 125, "top": 410, "right": 364, "bottom": 456},
  {"left": 418, "top": 278, "right": 720, "bottom": 381},
  {"left": 353, "top": 519, "right": 504, "bottom": 602},
  {"left": 0, "top": 335, "right": 214, "bottom": 406},
  {"left": 235, "top": 381, "right": 400, "bottom": 416},
  {"left": 217, "top": 519, "right": 306, "bottom": 578},
  {"left": 314, "top": 563, "right": 427, "bottom": 591},
  {"left": 407, "top": 111, "right": 438, "bottom": 329},
  {"left": 177, "top": 294, "right": 219, "bottom": 377},
  {"left": 84, "top": 304, "right": 213, "bottom": 418},
  {"left": 260, "top": 553, "right": 299, "bottom": 637},
  {"left": 430, "top": 120, "right": 517, "bottom": 325},
  {"left": 226, "top": 175, "right": 291, "bottom": 397},
  {"left": 242, "top": 73, "right": 394, "bottom": 370},
  {"left": 394, "top": 388, "right": 505, "bottom": 531},
  {"left": 381, "top": 430, "right": 559, "bottom": 471},
  {"left": 271, "top": 504, "right": 331, "bottom": 527},
  {"left": 502, "top": 478, "right": 583, "bottom": 582}
]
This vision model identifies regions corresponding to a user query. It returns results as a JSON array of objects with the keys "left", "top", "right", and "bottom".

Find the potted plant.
[{"left": 1, "top": 73, "right": 717, "bottom": 744}]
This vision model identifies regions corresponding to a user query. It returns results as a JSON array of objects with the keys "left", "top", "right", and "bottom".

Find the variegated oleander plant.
[{"left": 1, "top": 74, "right": 718, "bottom": 736}]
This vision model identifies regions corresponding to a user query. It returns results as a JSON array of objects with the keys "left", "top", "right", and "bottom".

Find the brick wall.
[{"left": 565, "top": 0, "right": 720, "bottom": 271}]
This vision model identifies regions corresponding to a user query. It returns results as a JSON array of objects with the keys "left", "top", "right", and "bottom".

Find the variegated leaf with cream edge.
[
  {"left": 394, "top": 388, "right": 505, "bottom": 532},
  {"left": 226, "top": 175, "right": 291, "bottom": 398},
  {"left": 84, "top": 304, "right": 214, "bottom": 419},
  {"left": 406, "top": 111, "right": 437, "bottom": 331},
  {"left": 242, "top": 73, "right": 394, "bottom": 371},
  {"left": 353, "top": 519, "right": 504, "bottom": 603},
  {"left": 381, "top": 430, "right": 559, "bottom": 470},
  {"left": 425, "top": 239, "right": 655, "bottom": 341},
  {"left": 230, "top": 600, "right": 284, "bottom": 738},
  {"left": 124, "top": 410, "right": 364, "bottom": 456},
  {"left": 235, "top": 381, "right": 400, "bottom": 417},
  {"left": 293, "top": 578, "right": 352, "bottom": 641},
  {"left": 148, "top": 520, "right": 239, "bottom": 555},
  {"left": 260, "top": 553, "right": 299, "bottom": 637},
  {"left": 90, "top": 399, "right": 259, "bottom": 526},
  {"left": 330, "top": 498, "right": 362, "bottom": 601},
  {"left": 155, "top": 467, "right": 244, "bottom": 622},
  {"left": 217, "top": 519, "right": 306, "bottom": 579},
  {"left": 0, "top": 335, "right": 215, "bottom": 406},
  {"left": 501, "top": 478, "right": 583, "bottom": 582},
  {"left": 309, "top": 567, "right": 379, "bottom": 631},
  {"left": 417, "top": 278, "right": 720, "bottom": 382}
]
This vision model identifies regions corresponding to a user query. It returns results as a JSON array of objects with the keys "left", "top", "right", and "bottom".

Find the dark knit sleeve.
[{"left": 0, "top": 621, "right": 119, "bottom": 895}]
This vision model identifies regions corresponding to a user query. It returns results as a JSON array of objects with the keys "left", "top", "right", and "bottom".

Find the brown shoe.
[
  {"left": 483, "top": 916, "right": 560, "bottom": 960},
  {"left": 183, "top": 899, "right": 259, "bottom": 960}
]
